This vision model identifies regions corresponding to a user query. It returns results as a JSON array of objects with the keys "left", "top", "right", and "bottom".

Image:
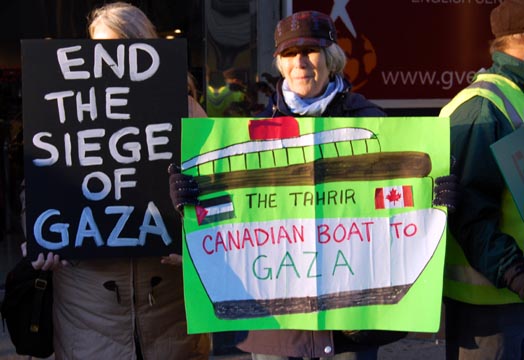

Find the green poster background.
[{"left": 181, "top": 116, "right": 449, "bottom": 334}]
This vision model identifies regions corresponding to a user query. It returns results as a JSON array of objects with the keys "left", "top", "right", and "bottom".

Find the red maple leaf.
[{"left": 386, "top": 189, "right": 402, "bottom": 204}]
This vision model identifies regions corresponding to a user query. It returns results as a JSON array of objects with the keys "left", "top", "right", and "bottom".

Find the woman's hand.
[
  {"left": 21, "top": 242, "right": 69, "bottom": 270},
  {"left": 433, "top": 174, "right": 460, "bottom": 212},
  {"left": 161, "top": 253, "right": 183, "bottom": 266},
  {"left": 433, "top": 156, "right": 461, "bottom": 212},
  {"left": 168, "top": 163, "right": 199, "bottom": 215}
]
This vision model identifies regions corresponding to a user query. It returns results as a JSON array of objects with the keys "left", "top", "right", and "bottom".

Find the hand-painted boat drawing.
[{"left": 182, "top": 117, "right": 446, "bottom": 319}]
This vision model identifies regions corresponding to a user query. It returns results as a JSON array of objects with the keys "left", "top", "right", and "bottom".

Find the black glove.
[
  {"left": 432, "top": 174, "right": 460, "bottom": 212},
  {"left": 433, "top": 156, "right": 460, "bottom": 212},
  {"left": 504, "top": 259, "right": 524, "bottom": 300},
  {"left": 168, "top": 163, "right": 199, "bottom": 214}
]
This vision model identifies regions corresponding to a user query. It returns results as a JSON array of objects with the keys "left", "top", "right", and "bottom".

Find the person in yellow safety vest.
[
  {"left": 205, "top": 69, "right": 249, "bottom": 117},
  {"left": 440, "top": 1, "right": 524, "bottom": 359}
]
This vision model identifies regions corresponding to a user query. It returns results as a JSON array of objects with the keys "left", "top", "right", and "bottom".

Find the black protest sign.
[{"left": 22, "top": 39, "right": 187, "bottom": 259}]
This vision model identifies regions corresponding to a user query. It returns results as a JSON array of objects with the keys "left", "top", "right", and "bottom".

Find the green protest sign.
[{"left": 181, "top": 116, "right": 449, "bottom": 334}]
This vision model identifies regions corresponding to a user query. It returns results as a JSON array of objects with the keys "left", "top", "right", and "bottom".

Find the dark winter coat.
[
  {"left": 448, "top": 51, "right": 524, "bottom": 287},
  {"left": 236, "top": 77, "right": 407, "bottom": 358}
]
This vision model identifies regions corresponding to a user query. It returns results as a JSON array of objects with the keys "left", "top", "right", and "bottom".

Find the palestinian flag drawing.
[
  {"left": 375, "top": 185, "right": 414, "bottom": 209},
  {"left": 196, "top": 195, "right": 235, "bottom": 225}
]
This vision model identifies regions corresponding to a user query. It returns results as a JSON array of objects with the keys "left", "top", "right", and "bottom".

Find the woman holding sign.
[
  {"left": 170, "top": 10, "right": 459, "bottom": 360},
  {"left": 27, "top": 2, "right": 210, "bottom": 359},
  {"left": 172, "top": 10, "right": 397, "bottom": 360}
]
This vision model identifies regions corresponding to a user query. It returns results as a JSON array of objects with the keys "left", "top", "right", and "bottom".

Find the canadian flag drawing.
[{"left": 375, "top": 186, "right": 414, "bottom": 209}]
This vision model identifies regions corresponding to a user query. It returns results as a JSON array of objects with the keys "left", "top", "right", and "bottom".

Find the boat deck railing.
[{"left": 182, "top": 128, "right": 380, "bottom": 176}]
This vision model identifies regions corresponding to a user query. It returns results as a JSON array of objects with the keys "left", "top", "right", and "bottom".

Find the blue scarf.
[{"left": 282, "top": 74, "right": 345, "bottom": 116}]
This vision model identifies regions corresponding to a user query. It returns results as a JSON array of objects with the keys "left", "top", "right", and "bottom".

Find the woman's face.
[
  {"left": 91, "top": 22, "right": 120, "bottom": 40},
  {"left": 278, "top": 46, "right": 330, "bottom": 98}
]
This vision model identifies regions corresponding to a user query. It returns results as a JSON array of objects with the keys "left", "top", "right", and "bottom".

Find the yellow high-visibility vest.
[{"left": 440, "top": 73, "right": 524, "bottom": 305}]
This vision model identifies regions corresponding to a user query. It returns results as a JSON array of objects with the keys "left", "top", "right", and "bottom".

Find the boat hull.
[{"left": 186, "top": 208, "right": 446, "bottom": 320}]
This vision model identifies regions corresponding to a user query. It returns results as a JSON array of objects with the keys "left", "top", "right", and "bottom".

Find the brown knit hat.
[
  {"left": 491, "top": 0, "right": 524, "bottom": 37},
  {"left": 274, "top": 11, "right": 337, "bottom": 56}
]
